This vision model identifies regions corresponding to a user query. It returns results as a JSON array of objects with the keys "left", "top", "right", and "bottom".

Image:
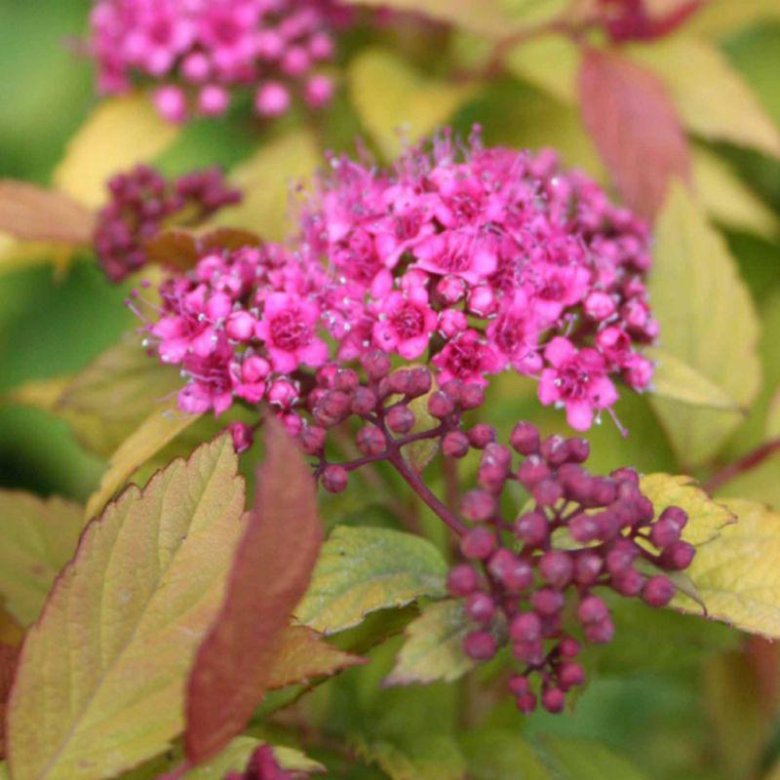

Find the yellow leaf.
[
  {"left": 649, "top": 185, "right": 761, "bottom": 466},
  {"left": 7, "top": 437, "right": 244, "bottom": 780},
  {"left": 675, "top": 499, "right": 780, "bottom": 639},
  {"left": 54, "top": 94, "right": 180, "bottom": 209},
  {"left": 0, "top": 492, "right": 84, "bottom": 627},
  {"left": 629, "top": 38, "right": 780, "bottom": 159},
  {"left": 349, "top": 48, "right": 477, "bottom": 160},
  {"left": 685, "top": 0, "right": 780, "bottom": 39},
  {"left": 692, "top": 147, "right": 778, "bottom": 239},
  {"left": 639, "top": 473, "right": 735, "bottom": 547},
  {"left": 645, "top": 346, "right": 741, "bottom": 411},
  {"left": 85, "top": 403, "right": 201, "bottom": 520},
  {"left": 0, "top": 233, "right": 75, "bottom": 277},
  {"left": 213, "top": 130, "right": 320, "bottom": 241},
  {"left": 505, "top": 36, "right": 579, "bottom": 105},
  {"left": 768, "top": 386, "right": 780, "bottom": 439}
]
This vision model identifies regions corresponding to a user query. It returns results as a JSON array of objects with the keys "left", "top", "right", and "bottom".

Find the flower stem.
[{"left": 705, "top": 438, "right": 780, "bottom": 494}]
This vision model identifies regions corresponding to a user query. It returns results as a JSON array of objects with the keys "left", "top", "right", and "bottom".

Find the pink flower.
[
  {"left": 413, "top": 230, "right": 497, "bottom": 284},
  {"left": 255, "top": 292, "right": 327, "bottom": 373},
  {"left": 538, "top": 338, "right": 618, "bottom": 430},
  {"left": 433, "top": 330, "right": 502, "bottom": 387},
  {"left": 373, "top": 287, "right": 438, "bottom": 360},
  {"left": 487, "top": 290, "right": 542, "bottom": 374}
]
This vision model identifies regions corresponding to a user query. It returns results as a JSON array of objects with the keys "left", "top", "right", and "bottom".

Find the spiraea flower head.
[{"left": 88, "top": 0, "right": 349, "bottom": 122}]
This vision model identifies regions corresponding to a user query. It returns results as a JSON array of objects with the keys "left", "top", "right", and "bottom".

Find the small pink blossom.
[
  {"left": 373, "top": 288, "right": 438, "bottom": 360},
  {"left": 433, "top": 330, "right": 502, "bottom": 387}
]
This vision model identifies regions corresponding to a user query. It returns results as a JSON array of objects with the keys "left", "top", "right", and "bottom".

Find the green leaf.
[
  {"left": 7, "top": 436, "right": 245, "bottom": 780},
  {"left": 538, "top": 735, "right": 650, "bottom": 780},
  {"left": 649, "top": 185, "right": 761, "bottom": 466},
  {"left": 646, "top": 346, "right": 741, "bottom": 411},
  {"left": 629, "top": 38, "right": 780, "bottom": 159},
  {"left": 349, "top": 48, "right": 477, "bottom": 160},
  {"left": 639, "top": 473, "right": 735, "bottom": 547},
  {"left": 295, "top": 526, "right": 447, "bottom": 634},
  {"left": 675, "top": 498, "right": 780, "bottom": 638},
  {"left": 0, "top": 491, "right": 84, "bottom": 626},
  {"left": 692, "top": 147, "right": 778, "bottom": 239},
  {"left": 213, "top": 129, "right": 320, "bottom": 241},
  {"left": 358, "top": 735, "right": 467, "bottom": 780},
  {"left": 768, "top": 385, "right": 780, "bottom": 438},
  {"left": 460, "top": 729, "right": 551, "bottom": 780},
  {"left": 685, "top": 0, "right": 780, "bottom": 39},
  {"left": 53, "top": 94, "right": 180, "bottom": 209},
  {"left": 385, "top": 599, "right": 475, "bottom": 686},
  {"left": 505, "top": 36, "right": 579, "bottom": 105}
]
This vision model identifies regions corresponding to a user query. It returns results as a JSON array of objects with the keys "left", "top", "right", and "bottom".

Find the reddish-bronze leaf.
[
  {"left": 578, "top": 47, "right": 691, "bottom": 220},
  {"left": 143, "top": 229, "right": 200, "bottom": 271},
  {"left": 184, "top": 417, "right": 324, "bottom": 767},
  {"left": 0, "top": 643, "right": 20, "bottom": 758},
  {"left": 0, "top": 180, "right": 95, "bottom": 244},
  {"left": 199, "top": 227, "right": 262, "bottom": 254},
  {"left": 267, "top": 626, "right": 364, "bottom": 690}
]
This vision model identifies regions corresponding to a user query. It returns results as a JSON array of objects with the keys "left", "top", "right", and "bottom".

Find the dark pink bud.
[
  {"left": 611, "top": 467, "right": 639, "bottom": 486},
  {"left": 428, "top": 391, "right": 455, "bottom": 419},
  {"left": 447, "top": 564, "right": 479, "bottom": 596},
  {"left": 558, "top": 662, "right": 585, "bottom": 690},
  {"left": 461, "top": 490, "right": 496, "bottom": 523},
  {"left": 569, "top": 512, "right": 600, "bottom": 544},
  {"left": 362, "top": 350, "right": 391, "bottom": 381},
  {"left": 467, "top": 424, "right": 496, "bottom": 449},
  {"left": 660, "top": 506, "right": 688, "bottom": 531},
  {"left": 356, "top": 426, "right": 387, "bottom": 457},
  {"left": 584, "top": 617, "right": 615, "bottom": 644},
  {"left": 606, "top": 540, "right": 638, "bottom": 576},
  {"left": 642, "top": 575, "right": 676, "bottom": 607},
  {"left": 516, "top": 691, "right": 538, "bottom": 714},
  {"left": 334, "top": 369, "right": 359, "bottom": 393},
  {"left": 649, "top": 518, "right": 681, "bottom": 549},
  {"left": 515, "top": 510, "right": 549, "bottom": 547},
  {"left": 464, "top": 630, "right": 497, "bottom": 661},
  {"left": 460, "top": 383, "right": 486, "bottom": 410},
  {"left": 566, "top": 437, "right": 590, "bottom": 463},
  {"left": 351, "top": 387, "right": 378, "bottom": 416},
  {"left": 533, "top": 478, "right": 564, "bottom": 507},
  {"left": 436, "top": 274, "right": 466, "bottom": 304},
  {"left": 300, "top": 425, "right": 327, "bottom": 455},
  {"left": 441, "top": 379, "right": 463, "bottom": 404},
  {"left": 539, "top": 551, "right": 574, "bottom": 589},
  {"left": 488, "top": 549, "right": 533, "bottom": 593},
  {"left": 513, "top": 639, "right": 544, "bottom": 665},
  {"left": 577, "top": 595, "right": 609, "bottom": 625},
  {"left": 573, "top": 551, "right": 603, "bottom": 586},
  {"left": 509, "top": 612, "right": 542, "bottom": 643},
  {"left": 443, "top": 431, "right": 470, "bottom": 458},
  {"left": 460, "top": 528, "right": 497, "bottom": 560},
  {"left": 388, "top": 369, "right": 413, "bottom": 396},
  {"left": 407, "top": 367, "right": 433, "bottom": 398},
  {"left": 660, "top": 541, "right": 695, "bottom": 570},
  {"left": 228, "top": 422, "right": 254, "bottom": 454},
  {"left": 510, "top": 422, "right": 540, "bottom": 455},
  {"left": 465, "top": 592, "right": 496, "bottom": 625},
  {"left": 542, "top": 687, "right": 566, "bottom": 714},
  {"left": 559, "top": 636, "right": 581, "bottom": 658},
  {"left": 517, "top": 456, "right": 550, "bottom": 488},
  {"left": 321, "top": 465, "right": 349, "bottom": 494},
  {"left": 508, "top": 674, "right": 530, "bottom": 697},
  {"left": 541, "top": 435, "right": 569, "bottom": 466},
  {"left": 386, "top": 404, "right": 416, "bottom": 434},
  {"left": 532, "top": 588, "right": 565, "bottom": 617},
  {"left": 589, "top": 478, "right": 617, "bottom": 506},
  {"left": 611, "top": 569, "right": 644, "bottom": 597}
]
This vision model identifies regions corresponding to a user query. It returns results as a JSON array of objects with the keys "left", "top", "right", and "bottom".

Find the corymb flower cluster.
[
  {"left": 88, "top": 0, "right": 349, "bottom": 122},
  {"left": 95, "top": 164, "right": 241, "bottom": 282},
  {"left": 447, "top": 421, "right": 693, "bottom": 714},
  {"left": 144, "top": 131, "right": 656, "bottom": 432}
]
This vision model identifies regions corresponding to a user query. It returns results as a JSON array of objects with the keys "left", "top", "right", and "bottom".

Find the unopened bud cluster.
[
  {"left": 446, "top": 421, "right": 693, "bottom": 714},
  {"left": 88, "top": 0, "right": 349, "bottom": 123},
  {"left": 95, "top": 165, "right": 240, "bottom": 281}
]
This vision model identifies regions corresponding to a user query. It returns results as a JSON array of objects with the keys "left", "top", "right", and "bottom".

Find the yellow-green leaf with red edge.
[
  {"left": 0, "top": 181, "right": 95, "bottom": 246},
  {"left": 85, "top": 402, "right": 201, "bottom": 520},
  {"left": 578, "top": 47, "right": 691, "bottom": 220},
  {"left": 6, "top": 436, "right": 245, "bottom": 780},
  {"left": 0, "top": 644, "right": 19, "bottom": 760},
  {"left": 53, "top": 94, "right": 180, "bottom": 209},
  {"left": 183, "top": 418, "right": 324, "bottom": 768},
  {"left": 629, "top": 37, "right": 780, "bottom": 160},
  {"left": 385, "top": 599, "right": 475, "bottom": 686},
  {"left": 349, "top": 48, "right": 477, "bottom": 160},
  {"left": 674, "top": 499, "right": 780, "bottom": 638},
  {"left": 0, "top": 492, "right": 84, "bottom": 627},
  {"left": 649, "top": 185, "right": 761, "bottom": 466}
]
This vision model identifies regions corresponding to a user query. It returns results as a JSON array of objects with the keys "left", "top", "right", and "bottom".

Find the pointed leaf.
[
  {"left": 0, "top": 644, "right": 19, "bottom": 759},
  {"left": 385, "top": 599, "right": 475, "bottom": 686},
  {"left": 6, "top": 437, "right": 245, "bottom": 780},
  {"left": 505, "top": 36, "right": 579, "bottom": 105},
  {"left": 85, "top": 402, "right": 201, "bottom": 520},
  {"left": 295, "top": 526, "right": 447, "bottom": 634},
  {"left": 267, "top": 626, "right": 364, "bottom": 690},
  {"left": 0, "top": 492, "right": 84, "bottom": 626},
  {"left": 0, "top": 182, "right": 94, "bottom": 245},
  {"left": 646, "top": 347, "right": 741, "bottom": 411},
  {"left": 184, "top": 419, "right": 323, "bottom": 767},
  {"left": 630, "top": 38, "right": 780, "bottom": 159},
  {"left": 649, "top": 186, "right": 761, "bottom": 466},
  {"left": 349, "top": 48, "right": 476, "bottom": 160},
  {"left": 579, "top": 47, "right": 691, "bottom": 220},
  {"left": 674, "top": 499, "right": 780, "bottom": 638},
  {"left": 639, "top": 473, "right": 735, "bottom": 547},
  {"left": 54, "top": 94, "right": 180, "bottom": 209}
]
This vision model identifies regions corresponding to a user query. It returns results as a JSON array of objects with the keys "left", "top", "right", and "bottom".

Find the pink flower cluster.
[
  {"left": 88, "top": 0, "right": 348, "bottom": 122},
  {"left": 146, "top": 131, "right": 656, "bottom": 432}
]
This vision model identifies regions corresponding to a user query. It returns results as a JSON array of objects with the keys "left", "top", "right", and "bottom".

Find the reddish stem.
[{"left": 704, "top": 438, "right": 780, "bottom": 495}]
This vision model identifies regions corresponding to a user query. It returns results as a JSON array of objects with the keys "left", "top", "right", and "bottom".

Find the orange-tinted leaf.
[
  {"left": 198, "top": 227, "right": 262, "bottom": 254},
  {"left": 0, "top": 181, "right": 95, "bottom": 245},
  {"left": 0, "top": 609, "right": 23, "bottom": 649},
  {"left": 184, "top": 418, "right": 324, "bottom": 767},
  {"left": 578, "top": 47, "right": 691, "bottom": 220},
  {"left": 267, "top": 626, "right": 364, "bottom": 690},
  {"left": 143, "top": 230, "right": 200, "bottom": 271},
  {"left": 0, "top": 644, "right": 19, "bottom": 759}
]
